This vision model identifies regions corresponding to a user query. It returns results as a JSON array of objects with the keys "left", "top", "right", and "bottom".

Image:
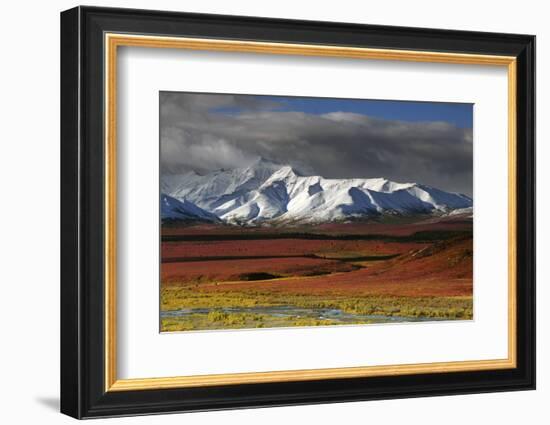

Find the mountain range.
[{"left": 161, "top": 158, "right": 472, "bottom": 225}]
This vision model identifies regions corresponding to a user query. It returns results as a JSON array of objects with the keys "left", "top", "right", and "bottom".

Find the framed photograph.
[{"left": 60, "top": 6, "right": 535, "bottom": 419}]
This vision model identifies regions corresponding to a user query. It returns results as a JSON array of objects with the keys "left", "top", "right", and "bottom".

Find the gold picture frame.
[{"left": 104, "top": 33, "right": 517, "bottom": 392}]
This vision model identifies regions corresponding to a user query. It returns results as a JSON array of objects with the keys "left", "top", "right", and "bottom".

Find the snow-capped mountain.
[
  {"left": 161, "top": 158, "right": 472, "bottom": 225},
  {"left": 160, "top": 194, "right": 220, "bottom": 223},
  {"left": 161, "top": 158, "right": 281, "bottom": 214}
]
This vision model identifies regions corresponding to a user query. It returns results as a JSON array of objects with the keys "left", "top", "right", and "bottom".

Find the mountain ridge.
[{"left": 161, "top": 158, "right": 472, "bottom": 225}]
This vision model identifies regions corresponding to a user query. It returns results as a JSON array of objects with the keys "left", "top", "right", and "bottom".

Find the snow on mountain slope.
[
  {"left": 161, "top": 158, "right": 472, "bottom": 225},
  {"left": 160, "top": 194, "right": 220, "bottom": 222},
  {"left": 162, "top": 158, "right": 281, "bottom": 211},
  {"left": 446, "top": 206, "right": 474, "bottom": 218}
]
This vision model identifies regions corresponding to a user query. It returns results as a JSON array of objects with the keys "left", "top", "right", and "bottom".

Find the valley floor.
[{"left": 160, "top": 218, "right": 473, "bottom": 332}]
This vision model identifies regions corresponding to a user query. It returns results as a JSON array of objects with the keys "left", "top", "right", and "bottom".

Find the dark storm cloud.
[{"left": 160, "top": 92, "right": 473, "bottom": 196}]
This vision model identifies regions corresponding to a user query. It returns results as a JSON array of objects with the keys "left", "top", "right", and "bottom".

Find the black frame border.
[{"left": 60, "top": 6, "right": 535, "bottom": 419}]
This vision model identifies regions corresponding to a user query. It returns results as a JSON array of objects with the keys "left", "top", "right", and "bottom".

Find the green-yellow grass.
[{"left": 160, "top": 287, "right": 472, "bottom": 332}]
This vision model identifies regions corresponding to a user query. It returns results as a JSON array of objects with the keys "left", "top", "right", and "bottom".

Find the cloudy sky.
[{"left": 160, "top": 92, "right": 473, "bottom": 196}]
